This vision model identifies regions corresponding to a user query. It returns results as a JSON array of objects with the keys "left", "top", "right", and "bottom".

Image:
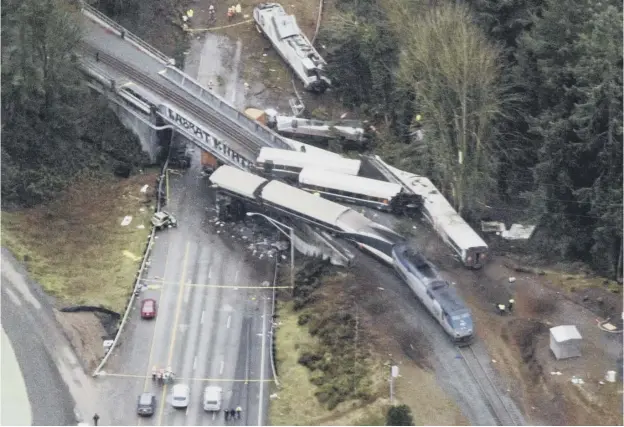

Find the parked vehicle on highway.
[
  {"left": 140, "top": 298, "right": 157, "bottom": 319},
  {"left": 169, "top": 144, "right": 192, "bottom": 169},
  {"left": 203, "top": 386, "right": 223, "bottom": 412},
  {"left": 171, "top": 384, "right": 190, "bottom": 408},
  {"left": 151, "top": 211, "right": 177, "bottom": 230},
  {"left": 392, "top": 244, "right": 474, "bottom": 344},
  {"left": 253, "top": 3, "right": 331, "bottom": 93},
  {"left": 137, "top": 392, "right": 156, "bottom": 416}
]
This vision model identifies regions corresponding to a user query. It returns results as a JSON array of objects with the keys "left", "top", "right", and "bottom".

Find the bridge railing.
[
  {"left": 161, "top": 67, "right": 293, "bottom": 151},
  {"left": 81, "top": 3, "right": 175, "bottom": 66}
]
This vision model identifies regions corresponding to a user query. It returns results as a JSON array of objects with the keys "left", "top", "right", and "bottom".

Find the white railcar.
[
  {"left": 298, "top": 167, "right": 422, "bottom": 213},
  {"left": 260, "top": 180, "right": 401, "bottom": 263},
  {"left": 253, "top": 3, "right": 331, "bottom": 93},
  {"left": 376, "top": 156, "right": 489, "bottom": 269},
  {"left": 255, "top": 147, "right": 361, "bottom": 178}
]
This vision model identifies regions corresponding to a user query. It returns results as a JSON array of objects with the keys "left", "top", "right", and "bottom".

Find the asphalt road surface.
[
  {"left": 1, "top": 248, "right": 104, "bottom": 426},
  {"left": 100, "top": 151, "right": 273, "bottom": 426}
]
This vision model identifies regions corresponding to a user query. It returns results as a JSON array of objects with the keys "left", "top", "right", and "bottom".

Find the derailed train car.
[
  {"left": 209, "top": 165, "right": 475, "bottom": 344},
  {"left": 253, "top": 3, "right": 331, "bottom": 93}
]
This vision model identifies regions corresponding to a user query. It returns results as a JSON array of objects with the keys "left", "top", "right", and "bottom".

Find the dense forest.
[
  {"left": 319, "top": 0, "right": 623, "bottom": 277},
  {"left": 1, "top": 0, "right": 147, "bottom": 207}
]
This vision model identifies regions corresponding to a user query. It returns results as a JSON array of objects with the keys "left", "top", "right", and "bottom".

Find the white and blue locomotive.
[{"left": 392, "top": 244, "right": 474, "bottom": 344}]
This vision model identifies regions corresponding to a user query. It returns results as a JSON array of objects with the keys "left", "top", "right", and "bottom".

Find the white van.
[{"left": 203, "top": 386, "right": 223, "bottom": 412}]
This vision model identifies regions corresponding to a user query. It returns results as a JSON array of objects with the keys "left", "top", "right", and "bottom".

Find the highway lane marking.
[
  {"left": 186, "top": 284, "right": 292, "bottom": 289},
  {"left": 200, "top": 310, "right": 205, "bottom": 325},
  {"left": 234, "top": 270, "right": 239, "bottom": 282},
  {"left": 208, "top": 267, "right": 212, "bottom": 279},
  {"left": 138, "top": 278, "right": 292, "bottom": 289},
  {"left": 141, "top": 239, "right": 173, "bottom": 396},
  {"left": 226, "top": 315, "right": 231, "bottom": 329},
  {"left": 258, "top": 284, "right": 269, "bottom": 427},
  {"left": 219, "top": 360, "right": 224, "bottom": 375},
  {"left": 156, "top": 242, "right": 191, "bottom": 426},
  {"left": 95, "top": 372, "right": 273, "bottom": 381},
  {"left": 193, "top": 356, "right": 197, "bottom": 371}
]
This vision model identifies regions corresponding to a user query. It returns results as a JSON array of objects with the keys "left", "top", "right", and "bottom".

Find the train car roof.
[
  {"left": 209, "top": 165, "right": 268, "bottom": 199},
  {"left": 299, "top": 168, "right": 402, "bottom": 200},
  {"left": 281, "top": 138, "right": 343, "bottom": 158},
  {"left": 257, "top": 147, "right": 361, "bottom": 176},
  {"left": 385, "top": 169, "right": 487, "bottom": 251},
  {"left": 261, "top": 180, "right": 351, "bottom": 226},
  {"left": 431, "top": 282, "right": 467, "bottom": 315}
]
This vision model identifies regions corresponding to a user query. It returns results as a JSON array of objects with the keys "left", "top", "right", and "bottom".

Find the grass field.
[
  {"left": 1, "top": 171, "right": 159, "bottom": 313},
  {"left": 269, "top": 299, "right": 390, "bottom": 426}
]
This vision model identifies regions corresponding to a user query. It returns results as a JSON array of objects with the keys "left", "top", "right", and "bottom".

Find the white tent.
[{"left": 550, "top": 325, "right": 582, "bottom": 360}]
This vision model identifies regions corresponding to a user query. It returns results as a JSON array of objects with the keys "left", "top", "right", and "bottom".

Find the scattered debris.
[
  {"left": 140, "top": 184, "right": 149, "bottom": 193},
  {"left": 509, "top": 277, "right": 517, "bottom": 283},
  {"left": 605, "top": 370, "right": 616, "bottom": 383},
  {"left": 120, "top": 216, "right": 133, "bottom": 226},
  {"left": 480, "top": 221, "right": 537, "bottom": 240},
  {"left": 137, "top": 224, "right": 145, "bottom": 229},
  {"left": 550, "top": 371, "right": 562, "bottom": 376},
  {"left": 571, "top": 376, "right": 585, "bottom": 385}
]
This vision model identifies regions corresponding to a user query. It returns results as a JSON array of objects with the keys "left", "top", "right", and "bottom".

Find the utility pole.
[
  {"left": 289, "top": 227, "right": 295, "bottom": 292},
  {"left": 390, "top": 365, "right": 399, "bottom": 405}
]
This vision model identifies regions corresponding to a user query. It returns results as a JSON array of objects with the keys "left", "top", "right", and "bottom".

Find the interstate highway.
[{"left": 99, "top": 152, "right": 273, "bottom": 426}]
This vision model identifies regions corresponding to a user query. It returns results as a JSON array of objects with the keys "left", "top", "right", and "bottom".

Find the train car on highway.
[
  {"left": 209, "top": 165, "right": 268, "bottom": 220},
  {"left": 253, "top": 3, "right": 331, "bottom": 93},
  {"left": 259, "top": 179, "right": 403, "bottom": 264},
  {"left": 209, "top": 165, "right": 401, "bottom": 263},
  {"left": 298, "top": 167, "right": 423, "bottom": 214},
  {"left": 392, "top": 244, "right": 474, "bottom": 344},
  {"left": 255, "top": 147, "right": 361, "bottom": 180}
]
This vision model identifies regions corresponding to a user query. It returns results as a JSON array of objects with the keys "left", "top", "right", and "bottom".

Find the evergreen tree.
[{"left": 515, "top": 0, "right": 623, "bottom": 274}]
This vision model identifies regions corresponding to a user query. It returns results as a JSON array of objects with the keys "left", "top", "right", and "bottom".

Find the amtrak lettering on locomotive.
[{"left": 392, "top": 244, "right": 474, "bottom": 344}]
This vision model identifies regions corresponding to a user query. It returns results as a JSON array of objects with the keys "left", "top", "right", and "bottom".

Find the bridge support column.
[{"left": 108, "top": 101, "right": 161, "bottom": 163}]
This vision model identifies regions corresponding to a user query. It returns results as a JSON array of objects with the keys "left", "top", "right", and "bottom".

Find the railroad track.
[
  {"left": 79, "top": 43, "right": 264, "bottom": 156},
  {"left": 457, "top": 345, "right": 518, "bottom": 426}
]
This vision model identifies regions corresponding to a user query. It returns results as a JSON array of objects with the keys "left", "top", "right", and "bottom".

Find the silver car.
[{"left": 171, "top": 384, "right": 190, "bottom": 408}]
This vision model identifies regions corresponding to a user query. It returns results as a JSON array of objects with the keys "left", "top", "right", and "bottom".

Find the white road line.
[
  {"left": 193, "top": 356, "right": 197, "bottom": 370},
  {"left": 212, "top": 412, "right": 216, "bottom": 421},
  {"left": 258, "top": 294, "right": 269, "bottom": 426},
  {"left": 234, "top": 270, "right": 239, "bottom": 282},
  {"left": 208, "top": 267, "right": 212, "bottom": 279},
  {"left": 226, "top": 315, "right": 232, "bottom": 329},
  {"left": 219, "top": 360, "right": 224, "bottom": 375},
  {"left": 200, "top": 310, "right": 205, "bottom": 325},
  {"left": 186, "top": 406, "right": 189, "bottom": 416}
]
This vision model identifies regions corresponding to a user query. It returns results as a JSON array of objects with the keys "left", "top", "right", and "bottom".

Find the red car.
[{"left": 141, "top": 299, "right": 157, "bottom": 319}]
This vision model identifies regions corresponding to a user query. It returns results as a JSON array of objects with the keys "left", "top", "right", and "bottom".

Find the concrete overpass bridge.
[{"left": 78, "top": 4, "right": 293, "bottom": 167}]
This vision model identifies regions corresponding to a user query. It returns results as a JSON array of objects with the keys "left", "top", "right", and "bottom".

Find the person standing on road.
[
  {"left": 508, "top": 299, "right": 515, "bottom": 313},
  {"left": 229, "top": 408, "right": 236, "bottom": 420},
  {"left": 225, "top": 408, "right": 230, "bottom": 421},
  {"left": 235, "top": 406, "right": 242, "bottom": 419},
  {"left": 93, "top": 413, "right": 100, "bottom": 426}
]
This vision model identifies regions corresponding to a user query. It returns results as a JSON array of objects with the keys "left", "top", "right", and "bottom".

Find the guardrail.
[
  {"left": 81, "top": 4, "right": 175, "bottom": 66},
  {"left": 161, "top": 67, "right": 293, "bottom": 151},
  {"left": 92, "top": 157, "right": 169, "bottom": 376},
  {"left": 269, "top": 259, "right": 280, "bottom": 387}
]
